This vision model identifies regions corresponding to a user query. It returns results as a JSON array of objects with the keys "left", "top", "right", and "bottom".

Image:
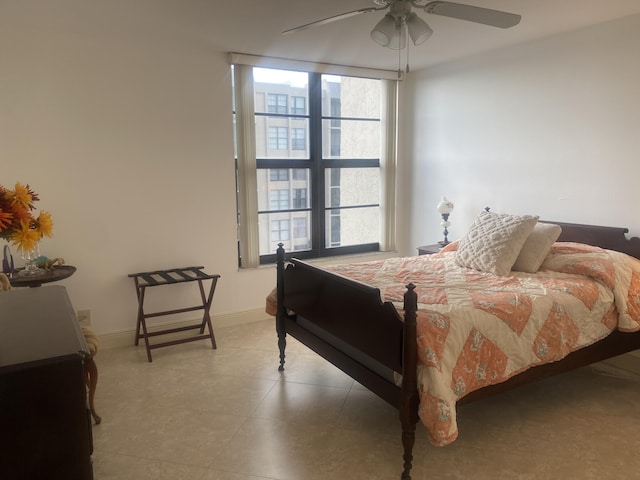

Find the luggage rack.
[{"left": 128, "top": 266, "right": 220, "bottom": 362}]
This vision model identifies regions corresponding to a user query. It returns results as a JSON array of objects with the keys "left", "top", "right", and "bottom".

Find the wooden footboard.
[
  {"left": 279, "top": 257, "right": 403, "bottom": 373},
  {"left": 275, "top": 244, "right": 421, "bottom": 479}
]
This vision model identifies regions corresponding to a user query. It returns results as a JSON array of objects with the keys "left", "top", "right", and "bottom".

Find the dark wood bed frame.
[{"left": 274, "top": 222, "right": 640, "bottom": 479}]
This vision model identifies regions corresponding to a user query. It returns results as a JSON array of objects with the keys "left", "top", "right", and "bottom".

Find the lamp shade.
[
  {"left": 406, "top": 13, "right": 433, "bottom": 45},
  {"left": 386, "top": 23, "right": 406, "bottom": 50},
  {"left": 370, "top": 14, "right": 397, "bottom": 47},
  {"left": 437, "top": 196, "right": 454, "bottom": 214}
]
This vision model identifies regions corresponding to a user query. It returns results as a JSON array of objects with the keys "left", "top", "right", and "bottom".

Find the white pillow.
[
  {"left": 455, "top": 211, "right": 539, "bottom": 276},
  {"left": 512, "top": 223, "right": 562, "bottom": 273}
]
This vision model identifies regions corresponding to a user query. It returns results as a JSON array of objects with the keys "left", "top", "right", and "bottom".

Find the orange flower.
[
  {"left": 0, "top": 209, "right": 12, "bottom": 231},
  {"left": 6, "top": 182, "right": 34, "bottom": 210},
  {"left": 0, "top": 182, "right": 53, "bottom": 252},
  {"left": 10, "top": 220, "right": 41, "bottom": 253},
  {"left": 11, "top": 206, "right": 31, "bottom": 225},
  {"left": 37, "top": 211, "right": 54, "bottom": 238}
]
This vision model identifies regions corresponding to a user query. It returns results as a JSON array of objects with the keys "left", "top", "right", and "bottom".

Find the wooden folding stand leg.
[{"left": 128, "top": 266, "right": 220, "bottom": 362}]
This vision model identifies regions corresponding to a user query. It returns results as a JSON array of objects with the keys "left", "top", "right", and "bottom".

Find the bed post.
[
  {"left": 276, "top": 243, "right": 287, "bottom": 372},
  {"left": 399, "top": 283, "right": 419, "bottom": 480}
]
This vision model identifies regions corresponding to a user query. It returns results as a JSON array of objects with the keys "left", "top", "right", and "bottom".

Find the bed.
[{"left": 268, "top": 218, "right": 640, "bottom": 479}]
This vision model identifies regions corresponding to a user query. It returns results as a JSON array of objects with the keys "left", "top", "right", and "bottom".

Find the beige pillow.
[
  {"left": 455, "top": 211, "right": 539, "bottom": 276},
  {"left": 512, "top": 223, "right": 562, "bottom": 273}
]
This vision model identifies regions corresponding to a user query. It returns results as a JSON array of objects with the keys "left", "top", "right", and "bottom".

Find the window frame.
[{"left": 231, "top": 54, "right": 399, "bottom": 268}]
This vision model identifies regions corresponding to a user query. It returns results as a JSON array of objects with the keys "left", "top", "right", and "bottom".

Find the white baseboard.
[{"left": 97, "top": 308, "right": 270, "bottom": 350}]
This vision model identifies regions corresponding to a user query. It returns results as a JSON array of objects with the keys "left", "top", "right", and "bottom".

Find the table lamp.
[{"left": 436, "top": 196, "right": 454, "bottom": 245}]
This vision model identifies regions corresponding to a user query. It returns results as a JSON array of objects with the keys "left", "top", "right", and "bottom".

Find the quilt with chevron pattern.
[{"left": 323, "top": 242, "right": 640, "bottom": 446}]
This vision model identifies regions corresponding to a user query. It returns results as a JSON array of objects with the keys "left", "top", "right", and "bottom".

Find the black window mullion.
[
  {"left": 256, "top": 159, "right": 309, "bottom": 169},
  {"left": 309, "top": 72, "right": 324, "bottom": 257},
  {"left": 322, "top": 159, "right": 380, "bottom": 168}
]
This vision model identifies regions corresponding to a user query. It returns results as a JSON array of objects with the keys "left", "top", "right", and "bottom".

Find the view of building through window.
[{"left": 243, "top": 67, "right": 383, "bottom": 262}]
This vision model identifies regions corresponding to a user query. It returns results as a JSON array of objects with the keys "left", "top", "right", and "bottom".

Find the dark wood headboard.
[{"left": 542, "top": 221, "right": 640, "bottom": 260}]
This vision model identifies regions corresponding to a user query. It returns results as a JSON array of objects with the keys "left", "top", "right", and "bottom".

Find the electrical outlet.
[{"left": 77, "top": 309, "right": 91, "bottom": 326}]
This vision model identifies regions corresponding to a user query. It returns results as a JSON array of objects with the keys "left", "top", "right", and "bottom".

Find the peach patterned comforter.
[{"left": 268, "top": 242, "right": 640, "bottom": 446}]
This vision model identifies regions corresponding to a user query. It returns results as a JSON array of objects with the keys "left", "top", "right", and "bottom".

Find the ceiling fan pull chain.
[
  {"left": 397, "top": 43, "right": 402, "bottom": 78},
  {"left": 406, "top": 31, "right": 411, "bottom": 73}
]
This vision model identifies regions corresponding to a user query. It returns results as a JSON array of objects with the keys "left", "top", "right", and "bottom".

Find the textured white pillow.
[
  {"left": 512, "top": 223, "right": 562, "bottom": 273},
  {"left": 455, "top": 211, "right": 539, "bottom": 276}
]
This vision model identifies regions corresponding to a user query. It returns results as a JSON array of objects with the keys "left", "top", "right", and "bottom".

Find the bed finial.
[{"left": 404, "top": 283, "right": 417, "bottom": 314}]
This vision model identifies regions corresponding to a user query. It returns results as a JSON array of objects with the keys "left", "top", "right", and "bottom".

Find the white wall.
[
  {"left": 0, "top": 6, "right": 279, "bottom": 335},
  {"left": 4, "top": 4, "right": 639, "bottom": 338},
  {"left": 404, "top": 14, "right": 640, "bottom": 254}
]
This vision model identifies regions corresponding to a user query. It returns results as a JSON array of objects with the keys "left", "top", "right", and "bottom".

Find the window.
[
  {"left": 232, "top": 54, "right": 398, "bottom": 267},
  {"left": 292, "top": 128, "right": 306, "bottom": 150},
  {"left": 269, "top": 189, "right": 290, "bottom": 210},
  {"left": 293, "top": 217, "right": 307, "bottom": 238},
  {"left": 292, "top": 96, "right": 306, "bottom": 115},
  {"left": 292, "top": 188, "right": 307, "bottom": 209},
  {"left": 268, "top": 127, "right": 288, "bottom": 150},
  {"left": 267, "top": 93, "right": 288, "bottom": 114},
  {"left": 270, "top": 219, "right": 290, "bottom": 241},
  {"left": 269, "top": 169, "right": 288, "bottom": 181},
  {"left": 330, "top": 129, "right": 341, "bottom": 157}
]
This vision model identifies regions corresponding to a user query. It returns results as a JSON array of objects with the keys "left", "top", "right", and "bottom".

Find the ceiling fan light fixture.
[
  {"left": 385, "top": 22, "right": 407, "bottom": 50},
  {"left": 406, "top": 12, "right": 433, "bottom": 45},
  {"left": 370, "top": 13, "right": 396, "bottom": 47}
]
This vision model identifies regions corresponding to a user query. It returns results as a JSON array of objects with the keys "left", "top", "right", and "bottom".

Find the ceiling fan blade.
[
  {"left": 424, "top": 1, "right": 521, "bottom": 29},
  {"left": 283, "top": 7, "right": 382, "bottom": 35}
]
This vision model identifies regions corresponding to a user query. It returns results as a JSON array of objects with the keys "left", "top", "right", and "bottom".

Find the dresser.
[{"left": 0, "top": 286, "right": 93, "bottom": 480}]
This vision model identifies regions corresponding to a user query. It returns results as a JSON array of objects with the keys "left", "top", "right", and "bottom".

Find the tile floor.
[{"left": 92, "top": 319, "right": 640, "bottom": 480}]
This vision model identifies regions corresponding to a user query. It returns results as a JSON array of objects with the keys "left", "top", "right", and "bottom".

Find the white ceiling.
[
  {"left": 212, "top": 0, "right": 640, "bottom": 71},
  {"left": 4, "top": 0, "right": 640, "bottom": 72}
]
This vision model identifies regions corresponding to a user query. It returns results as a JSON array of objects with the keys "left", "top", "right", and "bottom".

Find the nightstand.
[{"left": 417, "top": 243, "right": 443, "bottom": 255}]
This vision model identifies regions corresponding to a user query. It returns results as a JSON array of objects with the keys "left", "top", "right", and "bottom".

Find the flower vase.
[{"left": 19, "top": 243, "right": 43, "bottom": 277}]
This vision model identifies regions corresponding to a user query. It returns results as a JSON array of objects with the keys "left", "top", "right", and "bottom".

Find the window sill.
[{"left": 239, "top": 249, "right": 399, "bottom": 271}]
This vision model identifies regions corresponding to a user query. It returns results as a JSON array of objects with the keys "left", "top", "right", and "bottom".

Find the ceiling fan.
[{"left": 283, "top": 1, "right": 521, "bottom": 50}]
